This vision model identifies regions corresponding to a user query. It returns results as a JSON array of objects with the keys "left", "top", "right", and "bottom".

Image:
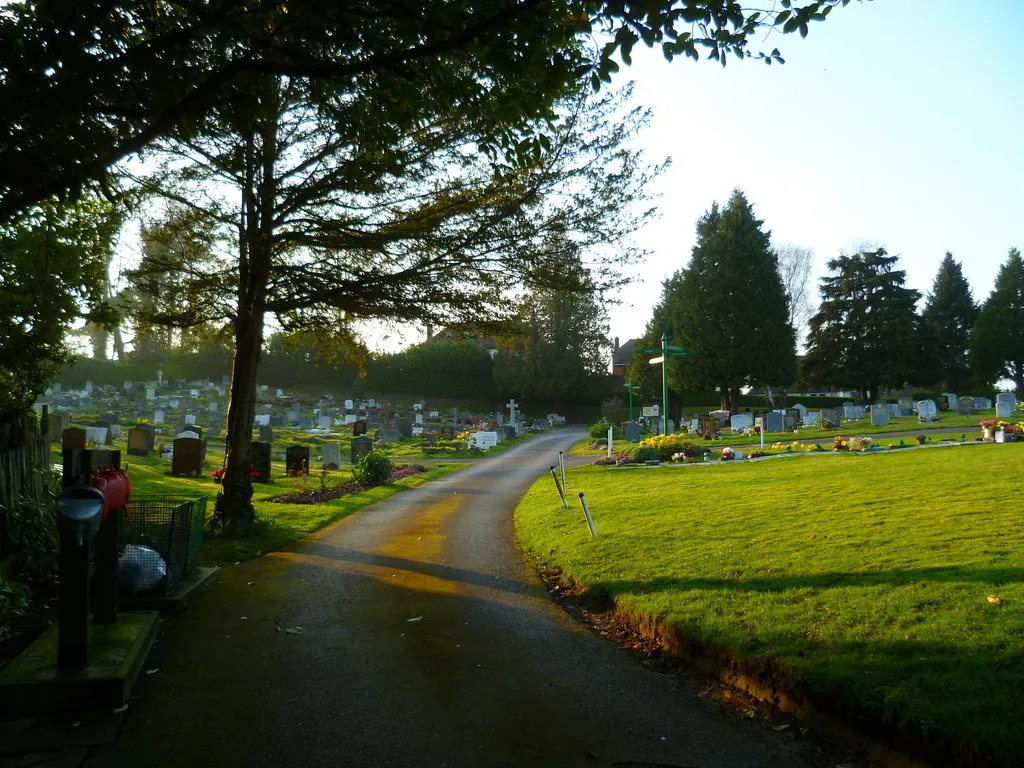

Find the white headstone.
[
  {"left": 995, "top": 429, "right": 1006, "bottom": 444},
  {"left": 412, "top": 425, "right": 424, "bottom": 436},
  {"left": 190, "top": 389, "right": 200, "bottom": 398},
  {"left": 870, "top": 407, "right": 889, "bottom": 426},
  {"left": 344, "top": 414, "right": 357, "bottom": 424},
  {"left": 917, "top": 400, "right": 937, "bottom": 421},
  {"left": 322, "top": 442, "right": 342, "bottom": 467},
  {"left": 177, "top": 430, "right": 200, "bottom": 439},
  {"left": 344, "top": 399, "right": 354, "bottom": 410},
  {"left": 109, "top": 424, "right": 122, "bottom": 439},
  {"left": 153, "top": 409, "right": 166, "bottom": 424},
  {"left": 506, "top": 399, "right": 518, "bottom": 425},
  {"left": 413, "top": 402, "right": 424, "bottom": 411},
  {"left": 209, "top": 401, "right": 218, "bottom": 412},
  {"left": 729, "top": 412, "right": 753, "bottom": 432},
  {"left": 185, "top": 414, "right": 196, "bottom": 425},
  {"left": 276, "top": 389, "right": 285, "bottom": 398},
  {"left": 157, "top": 369, "right": 163, "bottom": 383},
  {"left": 803, "top": 411, "right": 820, "bottom": 427},
  {"left": 85, "top": 426, "right": 107, "bottom": 445},
  {"left": 124, "top": 380, "right": 134, "bottom": 391},
  {"left": 942, "top": 393, "right": 958, "bottom": 409},
  {"left": 255, "top": 414, "right": 271, "bottom": 426},
  {"left": 169, "top": 398, "right": 180, "bottom": 408},
  {"left": 367, "top": 399, "right": 376, "bottom": 408},
  {"left": 85, "top": 381, "right": 93, "bottom": 394},
  {"left": 472, "top": 431, "right": 499, "bottom": 450},
  {"left": 996, "top": 400, "right": 1015, "bottom": 418},
  {"left": 429, "top": 410, "right": 439, "bottom": 418},
  {"left": 318, "top": 415, "right": 333, "bottom": 429},
  {"left": 843, "top": 405, "right": 863, "bottom": 420},
  {"left": 146, "top": 387, "right": 156, "bottom": 400},
  {"left": 415, "top": 414, "right": 423, "bottom": 425},
  {"left": 791, "top": 403, "right": 808, "bottom": 418}
]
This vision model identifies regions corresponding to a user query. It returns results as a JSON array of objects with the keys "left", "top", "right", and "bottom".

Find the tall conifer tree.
[
  {"left": 970, "top": 248, "right": 1024, "bottom": 397},
  {"left": 920, "top": 252, "right": 978, "bottom": 392}
]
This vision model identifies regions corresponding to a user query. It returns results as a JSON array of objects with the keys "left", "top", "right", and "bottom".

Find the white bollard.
[{"left": 607, "top": 427, "right": 613, "bottom": 459}]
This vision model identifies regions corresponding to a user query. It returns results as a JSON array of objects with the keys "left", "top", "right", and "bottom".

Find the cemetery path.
[{"left": 87, "top": 427, "right": 836, "bottom": 768}]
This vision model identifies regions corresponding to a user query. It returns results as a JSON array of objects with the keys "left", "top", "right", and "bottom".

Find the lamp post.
[{"left": 636, "top": 333, "right": 692, "bottom": 435}]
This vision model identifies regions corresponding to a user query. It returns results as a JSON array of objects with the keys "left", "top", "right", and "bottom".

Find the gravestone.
[
  {"left": 287, "top": 407, "right": 301, "bottom": 423},
  {"left": 842, "top": 401, "right": 855, "bottom": 408},
  {"left": 85, "top": 426, "right": 108, "bottom": 445},
  {"left": 300, "top": 418, "right": 314, "bottom": 430},
  {"left": 958, "top": 398, "right": 975, "bottom": 416},
  {"left": 803, "top": 411, "right": 820, "bottom": 427},
  {"left": 471, "top": 431, "right": 499, "bottom": 450},
  {"left": 887, "top": 403, "right": 901, "bottom": 419},
  {"left": 208, "top": 401, "right": 219, "bottom": 413},
  {"left": 145, "top": 387, "right": 157, "bottom": 400},
  {"left": 764, "top": 412, "right": 784, "bottom": 433},
  {"left": 127, "top": 427, "right": 151, "bottom": 456},
  {"left": 350, "top": 436, "right": 373, "bottom": 466},
  {"left": 729, "top": 412, "right": 753, "bottom": 432},
  {"left": 248, "top": 441, "right": 273, "bottom": 482},
  {"left": 171, "top": 437, "right": 203, "bottom": 477},
  {"left": 917, "top": 400, "right": 938, "bottom": 422},
  {"left": 184, "top": 413, "right": 196, "bottom": 425},
  {"left": 783, "top": 415, "right": 798, "bottom": 431},
  {"left": 259, "top": 425, "right": 274, "bottom": 443},
  {"left": 870, "top": 406, "right": 889, "bottom": 426},
  {"left": 898, "top": 397, "right": 913, "bottom": 416},
  {"left": 322, "top": 442, "right": 341, "bottom": 469},
  {"left": 286, "top": 445, "right": 311, "bottom": 476},
  {"left": 396, "top": 419, "right": 413, "bottom": 439},
  {"left": 843, "top": 405, "right": 863, "bottom": 420},
  {"left": 428, "top": 410, "right": 439, "bottom": 419},
  {"left": 995, "top": 392, "right": 1016, "bottom": 417},
  {"left": 153, "top": 409, "right": 166, "bottom": 424},
  {"left": 415, "top": 414, "right": 423, "bottom": 426},
  {"left": 269, "top": 412, "right": 286, "bottom": 428},
  {"left": 46, "top": 412, "right": 70, "bottom": 441},
  {"left": 352, "top": 420, "right": 368, "bottom": 436},
  {"left": 821, "top": 407, "right": 842, "bottom": 427},
  {"left": 412, "top": 426, "right": 424, "bottom": 437},
  {"left": 344, "top": 399, "right": 354, "bottom": 410},
  {"left": 343, "top": 414, "right": 357, "bottom": 425},
  {"left": 709, "top": 409, "right": 730, "bottom": 424},
  {"left": 379, "top": 428, "right": 400, "bottom": 444},
  {"left": 623, "top": 421, "right": 642, "bottom": 443},
  {"left": 254, "top": 414, "right": 271, "bottom": 427},
  {"left": 317, "top": 415, "right": 333, "bottom": 430},
  {"left": 791, "top": 403, "right": 808, "bottom": 419},
  {"left": 786, "top": 408, "right": 801, "bottom": 423},
  {"left": 500, "top": 425, "right": 517, "bottom": 441},
  {"left": 942, "top": 393, "right": 959, "bottom": 410},
  {"left": 975, "top": 396, "right": 992, "bottom": 410},
  {"left": 937, "top": 395, "right": 950, "bottom": 411},
  {"left": 62, "top": 427, "right": 87, "bottom": 451}
]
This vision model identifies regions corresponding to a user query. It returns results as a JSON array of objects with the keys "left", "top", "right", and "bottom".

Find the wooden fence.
[{"left": 0, "top": 414, "right": 52, "bottom": 559}]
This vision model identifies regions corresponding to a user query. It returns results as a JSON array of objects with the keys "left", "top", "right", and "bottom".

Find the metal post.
[
  {"left": 578, "top": 492, "right": 597, "bottom": 537},
  {"left": 558, "top": 451, "right": 566, "bottom": 496},
  {"left": 661, "top": 333, "right": 669, "bottom": 436},
  {"left": 549, "top": 466, "right": 568, "bottom": 508},
  {"left": 607, "top": 427, "right": 613, "bottom": 459}
]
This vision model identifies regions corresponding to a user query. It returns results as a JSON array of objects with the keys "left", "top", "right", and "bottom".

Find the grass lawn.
[
  {"left": 571, "top": 410, "right": 1009, "bottom": 456},
  {"left": 58, "top": 444, "right": 465, "bottom": 565},
  {"left": 516, "top": 442, "right": 1024, "bottom": 765}
]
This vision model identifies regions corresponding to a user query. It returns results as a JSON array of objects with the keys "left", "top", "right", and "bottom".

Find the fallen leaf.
[
  {"left": 773, "top": 723, "right": 791, "bottom": 731},
  {"left": 240, "top": 616, "right": 248, "bottom": 620},
  {"left": 284, "top": 626, "right": 304, "bottom": 635},
  {"left": 144, "top": 668, "right": 159, "bottom": 676},
  {"left": 987, "top": 595, "right": 1003, "bottom": 605},
  {"left": 407, "top": 616, "right": 423, "bottom": 623},
  {"left": 71, "top": 721, "right": 81, "bottom": 728},
  {"left": 112, "top": 704, "right": 129, "bottom": 713},
  {"left": 247, "top": 582, "right": 255, "bottom": 586}
]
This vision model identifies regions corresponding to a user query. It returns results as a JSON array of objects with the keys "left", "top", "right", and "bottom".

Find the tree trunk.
[
  {"left": 210, "top": 87, "right": 278, "bottom": 536},
  {"left": 719, "top": 387, "right": 729, "bottom": 412}
]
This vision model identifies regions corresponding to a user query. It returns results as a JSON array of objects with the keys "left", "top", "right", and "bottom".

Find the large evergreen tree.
[
  {"left": 803, "top": 247, "right": 921, "bottom": 401},
  {"left": 970, "top": 248, "right": 1024, "bottom": 397},
  {"left": 663, "top": 190, "right": 795, "bottom": 412},
  {"left": 920, "top": 252, "right": 978, "bottom": 392}
]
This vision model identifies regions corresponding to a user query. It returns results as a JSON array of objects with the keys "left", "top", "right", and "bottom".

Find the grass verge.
[{"left": 515, "top": 443, "right": 1024, "bottom": 766}]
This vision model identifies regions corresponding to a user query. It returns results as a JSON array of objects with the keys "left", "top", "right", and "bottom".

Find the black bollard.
[{"left": 56, "top": 486, "right": 105, "bottom": 670}]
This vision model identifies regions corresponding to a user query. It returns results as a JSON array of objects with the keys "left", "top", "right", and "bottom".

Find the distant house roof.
[{"left": 612, "top": 338, "right": 638, "bottom": 367}]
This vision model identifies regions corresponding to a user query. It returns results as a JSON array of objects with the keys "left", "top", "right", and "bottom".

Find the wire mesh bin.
[{"left": 118, "top": 495, "right": 208, "bottom": 595}]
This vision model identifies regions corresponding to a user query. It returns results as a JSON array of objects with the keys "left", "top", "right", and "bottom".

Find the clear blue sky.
[{"left": 607, "top": 0, "right": 1024, "bottom": 347}]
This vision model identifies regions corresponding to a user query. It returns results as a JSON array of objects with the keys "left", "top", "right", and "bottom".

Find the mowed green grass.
[{"left": 516, "top": 444, "right": 1024, "bottom": 763}]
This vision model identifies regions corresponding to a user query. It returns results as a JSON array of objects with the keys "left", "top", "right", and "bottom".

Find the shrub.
[
  {"left": 353, "top": 451, "right": 393, "bottom": 487},
  {"left": 627, "top": 445, "right": 660, "bottom": 463},
  {"left": 638, "top": 433, "right": 701, "bottom": 460},
  {"left": 588, "top": 423, "right": 611, "bottom": 439}
]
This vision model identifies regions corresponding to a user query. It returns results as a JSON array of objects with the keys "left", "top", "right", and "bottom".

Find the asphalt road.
[{"left": 87, "top": 427, "right": 840, "bottom": 768}]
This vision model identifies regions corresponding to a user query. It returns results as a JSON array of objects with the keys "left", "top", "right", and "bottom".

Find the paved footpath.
[{"left": 87, "top": 428, "right": 844, "bottom": 768}]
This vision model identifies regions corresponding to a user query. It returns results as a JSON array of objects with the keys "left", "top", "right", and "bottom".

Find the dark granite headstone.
[
  {"left": 623, "top": 421, "right": 642, "bottom": 443},
  {"left": 62, "top": 427, "right": 87, "bottom": 451},
  {"left": 269, "top": 412, "right": 286, "bottom": 428},
  {"left": 286, "top": 445, "right": 310, "bottom": 476},
  {"left": 396, "top": 419, "right": 413, "bottom": 439},
  {"left": 171, "top": 437, "right": 204, "bottom": 477},
  {"left": 259, "top": 425, "right": 274, "bottom": 443},
  {"left": 248, "top": 441, "right": 272, "bottom": 483},
  {"left": 350, "top": 436, "right": 373, "bottom": 466},
  {"left": 127, "top": 427, "right": 151, "bottom": 457},
  {"left": 352, "top": 420, "right": 367, "bottom": 436}
]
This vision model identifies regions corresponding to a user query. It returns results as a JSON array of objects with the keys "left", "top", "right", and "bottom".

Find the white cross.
[{"left": 506, "top": 399, "right": 518, "bottom": 424}]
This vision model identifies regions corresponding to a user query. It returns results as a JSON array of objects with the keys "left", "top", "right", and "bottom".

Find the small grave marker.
[
  {"left": 286, "top": 445, "right": 310, "bottom": 476},
  {"left": 171, "top": 437, "right": 204, "bottom": 477}
]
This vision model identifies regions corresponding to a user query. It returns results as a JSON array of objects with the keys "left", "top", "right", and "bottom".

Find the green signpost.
[{"left": 635, "top": 333, "right": 692, "bottom": 435}]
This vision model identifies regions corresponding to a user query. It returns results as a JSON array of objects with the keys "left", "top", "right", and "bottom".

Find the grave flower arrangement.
[
  {"left": 819, "top": 418, "right": 836, "bottom": 430},
  {"left": 979, "top": 419, "right": 998, "bottom": 429},
  {"left": 833, "top": 436, "right": 847, "bottom": 451},
  {"left": 719, "top": 446, "right": 735, "bottom": 461}
]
